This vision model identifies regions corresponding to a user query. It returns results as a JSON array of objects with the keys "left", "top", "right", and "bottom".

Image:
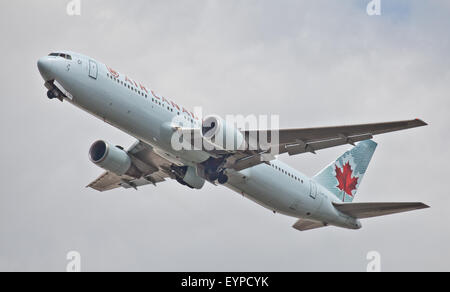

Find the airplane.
[{"left": 37, "top": 51, "right": 429, "bottom": 231}]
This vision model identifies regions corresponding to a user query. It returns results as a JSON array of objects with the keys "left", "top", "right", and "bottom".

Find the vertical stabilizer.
[{"left": 313, "top": 140, "right": 377, "bottom": 202}]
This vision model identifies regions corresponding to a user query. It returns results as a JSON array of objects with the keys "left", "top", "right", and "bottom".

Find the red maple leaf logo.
[{"left": 335, "top": 162, "right": 359, "bottom": 197}]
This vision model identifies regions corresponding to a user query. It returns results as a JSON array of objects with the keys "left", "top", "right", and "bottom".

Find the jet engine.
[
  {"left": 172, "top": 165, "right": 205, "bottom": 190},
  {"left": 89, "top": 140, "right": 134, "bottom": 176},
  {"left": 201, "top": 116, "right": 246, "bottom": 151}
]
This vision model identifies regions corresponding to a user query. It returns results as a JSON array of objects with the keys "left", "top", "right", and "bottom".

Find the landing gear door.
[
  {"left": 89, "top": 60, "right": 98, "bottom": 79},
  {"left": 309, "top": 180, "right": 317, "bottom": 199}
]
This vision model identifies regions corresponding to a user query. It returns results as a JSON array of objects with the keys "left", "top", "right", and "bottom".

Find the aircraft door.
[
  {"left": 89, "top": 60, "right": 98, "bottom": 79},
  {"left": 309, "top": 180, "right": 317, "bottom": 199}
]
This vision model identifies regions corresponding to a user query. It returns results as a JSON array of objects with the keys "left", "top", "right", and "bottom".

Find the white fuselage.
[{"left": 38, "top": 52, "right": 361, "bottom": 230}]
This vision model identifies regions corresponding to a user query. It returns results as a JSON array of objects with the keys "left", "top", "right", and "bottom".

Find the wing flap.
[
  {"left": 87, "top": 171, "right": 123, "bottom": 192},
  {"left": 284, "top": 133, "right": 374, "bottom": 155},
  {"left": 333, "top": 202, "right": 429, "bottom": 219}
]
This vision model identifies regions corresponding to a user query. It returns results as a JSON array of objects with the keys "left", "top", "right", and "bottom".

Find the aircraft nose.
[{"left": 37, "top": 56, "right": 54, "bottom": 81}]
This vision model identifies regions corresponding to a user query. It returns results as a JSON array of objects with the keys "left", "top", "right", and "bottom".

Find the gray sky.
[{"left": 0, "top": 0, "right": 449, "bottom": 271}]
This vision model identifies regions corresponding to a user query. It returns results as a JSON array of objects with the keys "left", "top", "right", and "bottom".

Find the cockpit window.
[{"left": 48, "top": 53, "right": 72, "bottom": 60}]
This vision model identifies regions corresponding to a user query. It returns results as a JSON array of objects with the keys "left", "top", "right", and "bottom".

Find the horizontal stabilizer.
[
  {"left": 293, "top": 219, "right": 327, "bottom": 231},
  {"left": 333, "top": 202, "right": 429, "bottom": 219}
]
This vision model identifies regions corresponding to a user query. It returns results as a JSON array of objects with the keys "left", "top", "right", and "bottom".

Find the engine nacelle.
[
  {"left": 174, "top": 166, "right": 205, "bottom": 190},
  {"left": 89, "top": 140, "right": 132, "bottom": 176},
  {"left": 202, "top": 116, "right": 245, "bottom": 151},
  {"left": 183, "top": 166, "right": 206, "bottom": 189}
]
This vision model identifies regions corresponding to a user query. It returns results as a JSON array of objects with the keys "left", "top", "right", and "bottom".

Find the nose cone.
[{"left": 37, "top": 56, "right": 54, "bottom": 81}]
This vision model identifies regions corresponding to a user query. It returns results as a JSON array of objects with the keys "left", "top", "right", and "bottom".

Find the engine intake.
[{"left": 89, "top": 140, "right": 132, "bottom": 176}]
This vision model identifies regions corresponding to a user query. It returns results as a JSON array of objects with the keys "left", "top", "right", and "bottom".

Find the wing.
[
  {"left": 333, "top": 202, "right": 429, "bottom": 219},
  {"left": 245, "top": 119, "right": 427, "bottom": 155},
  {"left": 87, "top": 141, "right": 174, "bottom": 192},
  {"left": 224, "top": 119, "right": 427, "bottom": 171}
]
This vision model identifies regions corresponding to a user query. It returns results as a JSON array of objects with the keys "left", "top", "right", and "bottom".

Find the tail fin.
[{"left": 313, "top": 140, "right": 377, "bottom": 202}]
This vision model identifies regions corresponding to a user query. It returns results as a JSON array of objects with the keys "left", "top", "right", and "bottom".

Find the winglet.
[{"left": 414, "top": 118, "right": 428, "bottom": 126}]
